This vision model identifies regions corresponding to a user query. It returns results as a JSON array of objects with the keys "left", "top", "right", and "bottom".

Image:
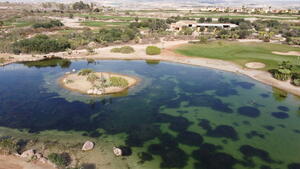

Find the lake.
[{"left": 0, "top": 59, "right": 299, "bottom": 169}]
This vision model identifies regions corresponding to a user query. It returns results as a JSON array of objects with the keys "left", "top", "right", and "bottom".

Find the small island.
[{"left": 60, "top": 69, "right": 138, "bottom": 95}]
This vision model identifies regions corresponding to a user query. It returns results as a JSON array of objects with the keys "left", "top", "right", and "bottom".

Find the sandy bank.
[
  {"left": 0, "top": 154, "right": 55, "bottom": 169},
  {"left": 60, "top": 72, "right": 138, "bottom": 95},
  {"left": 2, "top": 40, "right": 300, "bottom": 97}
]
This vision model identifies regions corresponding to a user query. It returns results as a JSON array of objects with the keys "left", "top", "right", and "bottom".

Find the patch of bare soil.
[{"left": 0, "top": 155, "right": 55, "bottom": 169}]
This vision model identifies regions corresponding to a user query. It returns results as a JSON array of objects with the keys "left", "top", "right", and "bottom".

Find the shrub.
[
  {"left": 292, "top": 79, "right": 300, "bottom": 86},
  {"left": 12, "top": 35, "right": 70, "bottom": 54},
  {"left": 78, "top": 69, "right": 93, "bottom": 76},
  {"left": 87, "top": 73, "right": 99, "bottom": 83},
  {"left": 32, "top": 20, "right": 64, "bottom": 29},
  {"left": 292, "top": 73, "right": 300, "bottom": 86},
  {"left": 270, "top": 61, "right": 293, "bottom": 81},
  {"left": 86, "top": 47, "right": 95, "bottom": 54},
  {"left": 0, "top": 58, "right": 5, "bottom": 63},
  {"left": 198, "top": 36, "right": 208, "bottom": 44},
  {"left": 48, "top": 153, "right": 70, "bottom": 167},
  {"left": 0, "top": 137, "right": 19, "bottom": 153},
  {"left": 111, "top": 46, "right": 135, "bottom": 54},
  {"left": 96, "top": 27, "right": 139, "bottom": 43},
  {"left": 146, "top": 46, "right": 161, "bottom": 55},
  {"left": 179, "top": 27, "right": 193, "bottom": 35},
  {"left": 109, "top": 76, "right": 129, "bottom": 87}
]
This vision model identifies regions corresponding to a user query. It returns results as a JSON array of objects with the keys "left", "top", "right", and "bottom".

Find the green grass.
[
  {"left": 81, "top": 21, "right": 129, "bottom": 27},
  {"left": 175, "top": 41, "right": 300, "bottom": 70},
  {"left": 3, "top": 21, "right": 32, "bottom": 27}
]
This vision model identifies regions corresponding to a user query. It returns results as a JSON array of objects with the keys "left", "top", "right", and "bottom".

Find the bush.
[
  {"left": 109, "top": 77, "right": 129, "bottom": 87},
  {"left": 32, "top": 20, "right": 64, "bottom": 29},
  {"left": 146, "top": 46, "right": 161, "bottom": 55},
  {"left": 78, "top": 69, "right": 93, "bottom": 76},
  {"left": 270, "top": 61, "right": 293, "bottom": 81},
  {"left": 12, "top": 35, "right": 70, "bottom": 54},
  {"left": 292, "top": 79, "right": 300, "bottom": 86},
  {"left": 96, "top": 28, "right": 139, "bottom": 43},
  {"left": 292, "top": 73, "right": 300, "bottom": 86},
  {"left": 111, "top": 46, "right": 135, "bottom": 54},
  {"left": 48, "top": 153, "right": 70, "bottom": 167},
  {"left": 87, "top": 73, "right": 99, "bottom": 83},
  {"left": 0, "top": 137, "right": 19, "bottom": 153}
]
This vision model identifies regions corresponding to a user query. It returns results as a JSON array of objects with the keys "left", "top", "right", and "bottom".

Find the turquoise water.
[{"left": 0, "top": 59, "right": 300, "bottom": 169}]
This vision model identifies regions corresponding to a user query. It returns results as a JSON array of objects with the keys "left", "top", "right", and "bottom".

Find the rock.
[
  {"left": 87, "top": 89, "right": 93, "bottom": 95},
  {"left": 72, "top": 69, "right": 76, "bottom": 72},
  {"left": 88, "top": 42, "right": 97, "bottom": 48},
  {"left": 39, "top": 157, "right": 48, "bottom": 164},
  {"left": 96, "top": 90, "right": 102, "bottom": 95},
  {"left": 113, "top": 147, "right": 122, "bottom": 156},
  {"left": 65, "top": 72, "right": 71, "bottom": 75},
  {"left": 35, "top": 153, "right": 43, "bottom": 159},
  {"left": 21, "top": 149, "right": 35, "bottom": 159},
  {"left": 82, "top": 141, "right": 94, "bottom": 151}
]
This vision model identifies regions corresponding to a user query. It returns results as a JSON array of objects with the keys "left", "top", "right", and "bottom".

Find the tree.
[
  {"left": 148, "top": 19, "right": 168, "bottom": 33},
  {"left": 93, "top": 8, "right": 100, "bottom": 12},
  {"left": 205, "top": 17, "right": 212, "bottom": 23},
  {"left": 72, "top": 1, "right": 90, "bottom": 10},
  {"left": 198, "top": 35, "right": 208, "bottom": 43},
  {"left": 271, "top": 61, "right": 293, "bottom": 81},
  {"left": 258, "top": 31, "right": 274, "bottom": 42},
  {"left": 217, "top": 29, "right": 229, "bottom": 38},
  {"left": 237, "top": 30, "right": 251, "bottom": 39},
  {"left": 198, "top": 17, "right": 205, "bottom": 23},
  {"left": 239, "top": 22, "right": 251, "bottom": 30},
  {"left": 218, "top": 17, "right": 230, "bottom": 23},
  {"left": 179, "top": 26, "right": 193, "bottom": 35},
  {"left": 0, "top": 21, "right": 4, "bottom": 27},
  {"left": 135, "top": 17, "right": 139, "bottom": 22},
  {"left": 69, "top": 13, "right": 74, "bottom": 19},
  {"left": 200, "top": 27, "right": 205, "bottom": 32},
  {"left": 58, "top": 3, "right": 65, "bottom": 11}
]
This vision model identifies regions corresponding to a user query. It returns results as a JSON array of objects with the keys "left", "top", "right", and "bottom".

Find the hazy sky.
[{"left": 1, "top": 0, "right": 300, "bottom": 8}]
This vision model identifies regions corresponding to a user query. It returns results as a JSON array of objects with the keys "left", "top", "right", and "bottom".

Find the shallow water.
[{"left": 0, "top": 59, "right": 300, "bottom": 169}]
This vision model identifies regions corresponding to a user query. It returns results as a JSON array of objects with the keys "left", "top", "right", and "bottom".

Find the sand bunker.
[
  {"left": 245, "top": 62, "right": 266, "bottom": 69},
  {"left": 272, "top": 51, "right": 300, "bottom": 56}
]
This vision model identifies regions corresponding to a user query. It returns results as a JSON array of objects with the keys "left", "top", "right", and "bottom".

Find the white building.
[{"left": 169, "top": 21, "right": 238, "bottom": 31}]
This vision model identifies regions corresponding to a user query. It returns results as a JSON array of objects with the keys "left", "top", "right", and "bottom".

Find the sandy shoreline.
[
  {"left": 0, "top": 154, "right": 55, "bottom": 169},
  {"left": 1, "top": 40, "right": 300, "bottom": 97},
  {"left": 59, "top": 72, "right": 139, "bottom": 96}
]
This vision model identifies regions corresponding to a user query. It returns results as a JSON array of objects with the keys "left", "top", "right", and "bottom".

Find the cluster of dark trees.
[
  {"left": 198, "top": 17, "right": 213, "bottom": 23},
  {"left": 32, "top": 20, "right": 64, "bottom": 29},
  {"left": 12, "top": 35, "right": 70, "bottom": 54},
  {"left": 72, "top": 1, "right": 91, "bottom": 10},
  {"left": 129, "top": 19, "right": 169, "bottom": 33},
  {"left": 166, "top": 16, "right": 193, "bottom": 24},
  {"left": 63, "top": 26, "right": 140, "bottom": 46},
  {"left": 96, "top": 27, "right": 139, "bottom": 43},
  {"left": 270, "top": 61, "right": 300, "bottom": 86}
]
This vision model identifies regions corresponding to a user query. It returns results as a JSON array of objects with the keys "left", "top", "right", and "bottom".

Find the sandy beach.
[{"left": 1, "top": 40, "right": 300, "bottom": 97}]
